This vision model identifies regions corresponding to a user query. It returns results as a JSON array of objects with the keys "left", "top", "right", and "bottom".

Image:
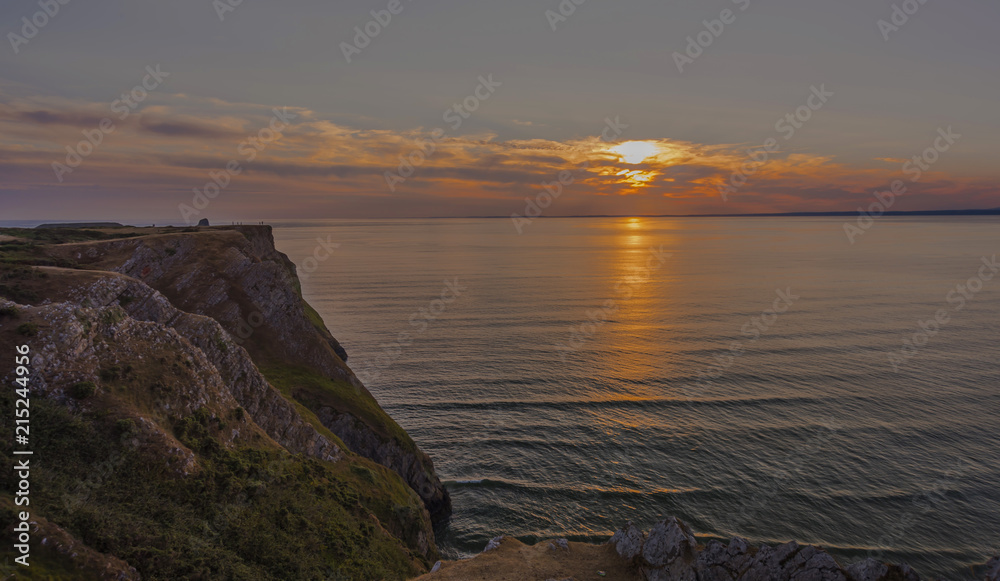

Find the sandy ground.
[{"left": 412, "top": 537, "right": 641, "bottom": 581}]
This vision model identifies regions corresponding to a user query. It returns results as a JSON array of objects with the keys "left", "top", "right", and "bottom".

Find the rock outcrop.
[
  {"left": 60, "top": 272, "right": 345, "bottom": 464},
  {"left": 985, "top": 557, "right": 1000, "bottom": 581},
  {"left": 609, "top": 518, "right": 985, "bottom": 581}
]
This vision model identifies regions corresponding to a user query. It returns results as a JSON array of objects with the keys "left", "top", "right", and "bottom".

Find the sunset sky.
[{"left": 1, "top": 0, "right": 998, "bottom": 222}]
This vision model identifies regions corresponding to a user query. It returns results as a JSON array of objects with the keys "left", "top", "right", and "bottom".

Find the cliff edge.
[{"left": 0, "top": 225, "right": 449, "bottom": 580}]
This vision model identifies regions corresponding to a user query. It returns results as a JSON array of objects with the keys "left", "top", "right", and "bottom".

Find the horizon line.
[{"left": 3, "top": 207, "right": 1000, "bottom": 228}]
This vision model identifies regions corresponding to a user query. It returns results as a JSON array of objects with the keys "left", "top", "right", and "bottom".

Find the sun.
[{"left": 610, "top": 141, "right": 660, "bottom": 164}]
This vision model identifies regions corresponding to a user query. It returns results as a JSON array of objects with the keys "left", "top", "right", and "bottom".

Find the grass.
[
  {"left": 0, "top": 390, "right": 431, "bottom": 581},
  {"left": 0, "top": 227, "right": 134, "bottom": 245},
  {"left": 302, "top": 300, "right": 327, "bottom": 335},
  {"left": 260, "top": 363, "right": 418, "bottom": 456},
  {"left": 0, "top": 265, "right": 49, "bottom": 302},
  {"left": 16, "top": 322, "right": 38, "bottom": 336}
]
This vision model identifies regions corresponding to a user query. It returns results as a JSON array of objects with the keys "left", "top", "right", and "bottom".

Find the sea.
[{"left": 272, "top": 217, "right": 1000, "bottom": 580}]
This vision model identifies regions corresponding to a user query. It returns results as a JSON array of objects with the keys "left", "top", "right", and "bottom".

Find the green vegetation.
[
  {"left": 100, "top": 308, "right": 126, "bottom": 325},
  {"left": 0, "top": 265, "right": 48, "bottom": 302},
  {"left": 302, "top": 299, "right": 327, "bottom": 333},
  {"left": 0, "top": 227, "right": 138, "bottom": 268},
  {"left": 115, "top": 418, "right": 139, "bottom": 437},
  {"left": 0, "top": 305, "right": 19, "bottom": 318},
  {"left": 0, "top": 391, "right": 429, "bottom": 581},
  {"left": 70, "top": 381, "right": 97, "bottom": 400},
  {"left": 99, "top": 365, "right": 123, "bottom": 382},
  {"left": 0, "top": 227, "right": 134, "bottom": 245},
  {"left": 0, "top": 240, "right": 77, "bottom": 268},
  {"left": 16, "top": 322, "right": 38, "bottom": 336},
  {"left": 260, "top": 363, "right": 417, "bottom": 456}
]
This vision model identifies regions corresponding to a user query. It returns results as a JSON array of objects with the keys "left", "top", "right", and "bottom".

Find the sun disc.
[{"left": 611, "top": 141, "right": 660, "bottom": 164}]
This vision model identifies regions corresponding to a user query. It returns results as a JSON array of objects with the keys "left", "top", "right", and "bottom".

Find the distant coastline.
[{"left": 3, "top": 209, "right": 1000, "bottom": 229}]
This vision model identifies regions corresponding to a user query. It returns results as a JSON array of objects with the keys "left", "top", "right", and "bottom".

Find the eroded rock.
[
  {"left": 609, "top": 521, "right": 646, "bottom": 562},
  {"left": 985, "top": 556, "right": 999, "bottom": 581}
]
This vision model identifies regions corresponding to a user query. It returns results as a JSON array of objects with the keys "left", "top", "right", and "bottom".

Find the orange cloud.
[{"left": 0, "top": 85, "right": 995, "bottom": 220}]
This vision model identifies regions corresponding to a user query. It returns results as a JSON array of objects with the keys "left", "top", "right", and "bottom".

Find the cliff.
[{"left": 0, "top": 225, "right": 449, "bottom": 579}]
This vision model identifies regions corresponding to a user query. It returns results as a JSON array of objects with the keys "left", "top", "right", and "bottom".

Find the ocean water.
[{"left": 273, "top": 217, "right": 1000, "bottom": 580}]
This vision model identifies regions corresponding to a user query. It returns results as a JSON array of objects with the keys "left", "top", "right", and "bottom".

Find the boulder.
[
  {"left": 697, "top": 538, "right": 749, "bottom": 581},
  {"left": 985, "top": 557, "right": 1000, "bottom": 581},
  {"left": 609, "top": 521, "right": 646, "bottom": 562},
  {"left": 846, "top": 559, "right": 888, "bottom": 581},
  {"left": 547, "top": 538, "right": 570, "bottom": 551},
  {"left": 642, "top": 516, "right": 697, "bottom": 568}
]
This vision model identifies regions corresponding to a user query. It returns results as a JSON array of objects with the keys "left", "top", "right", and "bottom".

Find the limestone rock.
[
  {"left": 548, "top": 538, "right": 569, "bottom": 551},
  {"left": 483, "top": 536, "right": 504, "bottom": 553},
  {"left": 642, "top": 516, "right": 697, "bottom": 568},
  {"left": 846, "top": 558, "right": 888, "bottom": 581},
  {"left": 609, "top": 521, "right": 646, "bottom": 562},
  {"left": 985, "top": 557, "right": 1000, "bottom": 581}
]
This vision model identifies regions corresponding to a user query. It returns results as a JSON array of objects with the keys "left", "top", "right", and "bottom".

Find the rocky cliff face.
[
  {"left": 47, "top": 225, "right": 451, "bottom": 522},
  {"left": 0, "top": 225, "right": 450, "bottom": 579}
]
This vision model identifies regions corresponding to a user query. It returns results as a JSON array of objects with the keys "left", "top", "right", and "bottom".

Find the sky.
[{"left": 0, "top": 0, "right": 998, "bottom": 222}]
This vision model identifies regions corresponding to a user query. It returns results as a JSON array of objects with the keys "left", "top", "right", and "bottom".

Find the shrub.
[
  {"left": 115, "top": 418, "right": 138, "bottom": 436},
  {"left": 0, "top": 305, "right": 19, "bottom": 317},
  {"left": 100, "top": 365, "right": 122, "bottom": 381},
  {"left": 70, "top": 381, "right": 97, "bottom": 400},
  {"left": 100, "top": 309, "right": 125, "bottom": 325},
  {"left": 16, "top": 322, "right": 38, "bottom": 336}
]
